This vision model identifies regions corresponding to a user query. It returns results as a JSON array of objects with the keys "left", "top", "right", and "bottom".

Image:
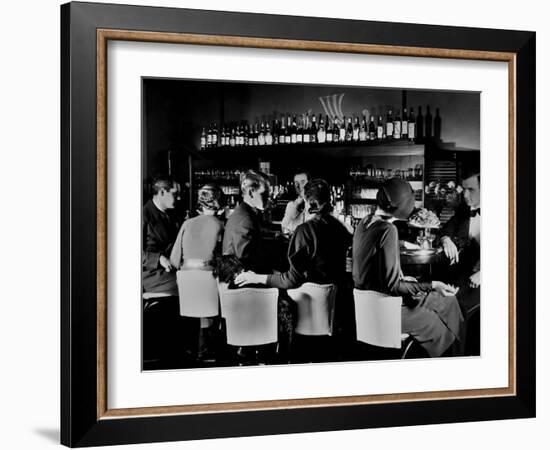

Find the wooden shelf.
[{"left": 195, "top": 140, "right": 424, "bottom": 161}]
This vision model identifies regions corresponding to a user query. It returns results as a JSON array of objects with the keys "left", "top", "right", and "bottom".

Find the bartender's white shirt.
[{"left": 469, "top": 207, "right": 481, "bottom": 244}]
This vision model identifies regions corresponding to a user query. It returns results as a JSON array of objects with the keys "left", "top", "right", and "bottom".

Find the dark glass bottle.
[
  {"left": 386, "top": 110, "right": 394, "bottom": 139},
  {"left": 408, "top": 108, "right": 416, "bottom": 142},
  {"left": 434, "top": 108, "right": 441, "bottom": 140},
  {"left": 368, "top": 115, "right": 376, "bottom": 140},
  {"left": 310, "top": 114, "right": 318, "bottom": 144},
  {"left": 416, "top": 106, "right": 424, "bottom": 143},
  {"left": 425, "top": 106, "right": 433, "bottom": 140},
  {"left": 401, "top": 108, "right": 408, "bottom": 139}
]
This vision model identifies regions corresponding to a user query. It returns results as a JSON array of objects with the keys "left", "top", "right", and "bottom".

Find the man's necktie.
[{"left": 469, "top": 208, "right": 480, "bottom": 217}]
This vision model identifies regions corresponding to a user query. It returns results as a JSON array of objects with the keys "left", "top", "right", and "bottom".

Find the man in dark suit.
[
  {"left": 142, "top": 176, "right": 181, "bottom": 295},
  {"left": 439, "top": 167, "right": 480, "bottom": 354},
  {"left": 222, "top": 170, "right": 271, "bottom": 274}
]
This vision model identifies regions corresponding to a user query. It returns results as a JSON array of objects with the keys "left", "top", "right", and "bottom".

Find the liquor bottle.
[
  {"left": 425, "top": 106, "right": 433, "bottom": 140},
  {"left": 310, "top": 114, "right": 318, "bottom": 144},
  {"left": 200, "top": 127, "right": 206, "bottom": 150},
  {"left": 291, "top": 116, "right": 298, "bottom": 144},
  {"left": 434, "top": 107, "right": 441, "bottom": 140},
  {"left": 303, "top": 114, "right": 311, "bottom": 144},
  {"left": 368, "top": 115, "right": 376, "bottom": 140},
  {"left": 377, "top": 115, "right": 384, "bottom": 140},
  {"left": 265, "top": 122, "right": 273, "bottom": 145},
  {"left": 339, "top": 116, "right": 347, "bottom": 142},
  {"left": 252, "top": 123, "right": 259, "bottom": 146},
  {"left": 408, "top": 108, "right": 416, "bottom": 142},
  {"left": 258, "top": 122, "right": 266, "bottom": 146},
  {"left": 386, "top": 110, "right": 394, "bottom": 139},
  {"left": 244, "top": 122, "right": 250, "bottom": 146},
  {"left": 345, "top": 246, "right": 353, "bottom": 273},
  {"left": 359, "top": 115, "right": 367, "bottom": 141},
  {"left": 401, "top": 108, "right": 408, "bottom": 139},
  {"left": 296, "top": 115, "right": 303, "bottom": 144},
  {"left": 285, "top": 116, "right": 292, "bottom": 144},
  {"left": 416, "top": 106, "right": 424, "bottom": 142},
  {"left": 279, "top": 117, "right": 286, "bottom": 144},
  {"left": 272, "top": 119, "right": 279, "bottom": 145},
  {"left": 206, "top": 123, "right": 213, "bottom": 147},
  {"left": 229, "top": 128, "right": 236, "bottom": 147},
  {"left": 325, "top": 115, "right": 333, "bottom": 143},
  {"left": 212, "top": 123, "right": 218, "bottom": 146},
  {"left": 352, "top": 116, "right": 360, "bottom": 141},
  {"left": 332, "top": 116, "right": 340, "bottom": 142},
  {"left": 317, "top": 114, "right": 326, "bottom": 143},
  {"left": 393, "top": 110, "right": 401, "bottom": 139},
  {"left": 346, "top": 117, "right": 353, "bottom": 142}
]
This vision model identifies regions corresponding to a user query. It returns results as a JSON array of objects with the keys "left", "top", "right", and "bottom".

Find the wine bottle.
[
  {"left": 285, "top": 116, "right": 292, "bottom": 144},
  {"left": 317, "top": 114, "right": 326, "bottom": 143},
  {"left": 352, "top": 116, "right": 360, "bottom": 141},
  {"left": 303, "top": 114, "right": 311, "bottom": 144},
  {"left": 368, "top": 115, "right": 376, "bottom": 140},
  {"left": 377, "top": 115, "right": 384, "bottom": 140},
  {"left": 258, "top": 122, "right": 266, "bottom": 146},
  {"left": 333, "top": 116, "right": 340, "bottom": 143},
  {"left": 229, "top": 128, "right": 236, "bottom": 147},
  {"left": 291, "top": 116, "right": 298, "bottom": 144},
  {"left": 212, "top": 123, "right": 218, "bottom": 146},
  {"left": 310, "top": 114, "right": 318, "bottom": 144},
  {"left": 265, "top": 122, "right": 273, "bottom": 145},
  {"left": 408, "top": 108, "right": 416, "bottom": 142},
  {"left": 359, "top": 115, "right": 367, "bottom": 141},
  {"left": 434, "top": 107, "right": 441, "bottom": 140},
  {"left": 296, "top": 115, "right": 303, "bottom": 144},
  {"left": 279, "top": 117, "right": 286, "bottom": 144},
  {"left": 401, "top": 108, "right": 408, "bottom": 139},
  {"left": 326, "top": 115, "right": 333, "bottom": 143},
  {"left": 386, "top": 110, "right": 394, "bottom": 139},
  {"left": 339, "top": 116, "right": 347, "bottom": 142},
  {"left": 207, "top": 123, "right": 213, "bottom": 147},
  {"left": 393, "top": 110, "right": 401, "bottom": 139},
  {"left": 346, "top": 117, "right": 353, "bottom": 142}
]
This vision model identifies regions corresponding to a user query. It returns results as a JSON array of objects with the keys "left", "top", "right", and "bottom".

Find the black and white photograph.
[{"left": 141, "top": 78, "right": 481, "bottom": 370}]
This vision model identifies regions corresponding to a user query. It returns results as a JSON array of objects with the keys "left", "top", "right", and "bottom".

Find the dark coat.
[
  {"left": 142, "top": 199, "right": 179, "bottom": 294},
  {"left": 267, "top": 214, "right": 352, "bottom": 289},
  {"left": 222, "top": 202, "right": 269, "bottom": 273}
]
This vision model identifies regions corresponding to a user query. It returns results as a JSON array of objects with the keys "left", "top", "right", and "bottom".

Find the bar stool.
[
  {"left": 353, "top": 289, "right": 414, "bottom": 359},
  {"left": 218, "top": 287, "right": 278, "bottom": 364}
]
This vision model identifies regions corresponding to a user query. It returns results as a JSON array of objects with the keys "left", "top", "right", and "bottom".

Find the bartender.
[{"left": 281, "top": 170, "right": 310, "bottom": 234}]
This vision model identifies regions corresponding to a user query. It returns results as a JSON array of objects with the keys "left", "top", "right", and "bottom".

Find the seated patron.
[
  {"left": 142, "top": 176, "right": 181, "bottom": 295},
  {"left": 222, "top": 170, "right": 271, "bottom": 274},
  {"left": 352, "top": 178, "right": 463, "bottom": 357},
  {"left": 235, "top": 179, "right": 352, "bottom": 289}
]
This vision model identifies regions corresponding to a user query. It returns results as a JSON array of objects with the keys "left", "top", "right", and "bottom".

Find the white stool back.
[
  {"left": 287, "top": 283, "right": 337, "bottom": 336},
  {"left": 353, "top": 289, "right": 402, "bottom": 349},
  {"left": 176, "top": 269, "right": 219, "bottom": 318},
  {"left": 219, "top": 287, "right": 278, "bottom": 346}
]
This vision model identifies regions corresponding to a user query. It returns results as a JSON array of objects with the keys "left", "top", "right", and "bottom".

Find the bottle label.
[
  {"left": 393, "top": 121, "right": 401, "bottom": 138},
  {"left": 377, "top": 126, "right": 384, "bottom": 139},
  {"left": 279, "top": 135, "right": 285, "bottom": 144},
  {"left": 326, "top": 132, "right": 333, "bottom": 143},
  {"left": 386, "top": 122, "right": 394, "bottom": 137},
  {"left": 317, "top": 131, "right": 326, "bottom": 143},
  {"left": 408, "top": 122, "right": 416, "bottom": 139},
  {"left": 304, "top": 134, "right": 310, "bottom": 143},
  {"left": 296, "top": 134, "right": 303, "bottom": 143},
  {"left": 266, "top": 134, "right": 272, "bottom": 145},
  {"left": 291, "top": 134, "right": 297, "bottom": 144},
  {"left": 285, "top": 135, "right": 291, "bottom": 144},
  {"left": 200, "top": 137, "right": 206, "bottom": 148},
  {"left": 258, "top": 134, "right": 265, "bottom": 145},
  {"left": 401, "top": 121, "right": 408, "bottom": 136},
  {"left": 359, "top": 130, "right": 367, "bottom": 141},
  {"left": 352, "top": 129, "right": 359, "bottom": 141}
]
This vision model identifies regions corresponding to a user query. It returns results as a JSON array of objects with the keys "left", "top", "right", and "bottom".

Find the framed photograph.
[{"left": 61, "top": 1, "right": 535, "bottom": 447}]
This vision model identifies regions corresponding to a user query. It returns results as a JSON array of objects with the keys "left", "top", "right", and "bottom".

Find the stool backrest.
[
  {"left": 219, "top": 288, "right": 278, "bottom": 346},
  {"left": 287, "top": 283, "right": 337, "bottom": 336},
  {"left": 353, "top": 289, "right": 402, "bottom": 349},
  {"left": 176, "top": 269, "right": 219, "bottom": 318}
]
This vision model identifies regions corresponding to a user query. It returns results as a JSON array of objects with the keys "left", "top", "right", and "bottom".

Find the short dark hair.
[
  {"left": 151, "top": 175, "right": 175, "bottom": 195},
  {"left": 240, "top": 170, "right": 269, "bottom": 194},
  {"left": 213, "top": 255, "right": 245, "bottom": 284},
  {"left": 294, "top": 170, "right": 310, "bottom": 179},
  {"left": 304, "top": 178, "right": 332, "bottom": 215}
]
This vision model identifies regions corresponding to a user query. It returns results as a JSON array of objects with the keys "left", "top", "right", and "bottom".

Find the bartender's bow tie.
[{"left": 469, "top": 208, "right": 480, "bottom": 217}]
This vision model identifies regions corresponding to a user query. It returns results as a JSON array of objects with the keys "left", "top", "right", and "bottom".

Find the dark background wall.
[{"left": 143, "top": 78, "right": 480, "bottom": 179}]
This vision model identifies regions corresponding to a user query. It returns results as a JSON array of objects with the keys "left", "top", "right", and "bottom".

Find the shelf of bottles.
[{"left": 200, "top": 107, "right": 425, "bottom": 151}]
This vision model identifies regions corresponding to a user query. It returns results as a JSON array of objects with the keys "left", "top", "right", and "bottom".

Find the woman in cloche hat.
[{"left": 352, "top": 178, "right": 463, "bottom": 357}]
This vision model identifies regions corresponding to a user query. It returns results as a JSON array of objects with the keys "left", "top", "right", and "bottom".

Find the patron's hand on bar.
[
  {"left": 441, "top": 236, "right": 459, "bottom": 264},
  {"left": 234, "top": 271, "right": 264, "bottom": 286},
  {"left": 159, "top": 255, "right": 174, "bottom": 272},
  {"left": 431, "top": 281, "right": 458, "bottom": 297}
]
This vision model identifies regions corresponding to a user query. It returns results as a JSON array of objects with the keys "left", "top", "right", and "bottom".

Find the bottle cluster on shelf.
[
  {"left": 349, "top": 164, "right": 424, "bottom": 182},
  {"left": 200, "top": 106, "right": 439, "bottom": 150}
]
